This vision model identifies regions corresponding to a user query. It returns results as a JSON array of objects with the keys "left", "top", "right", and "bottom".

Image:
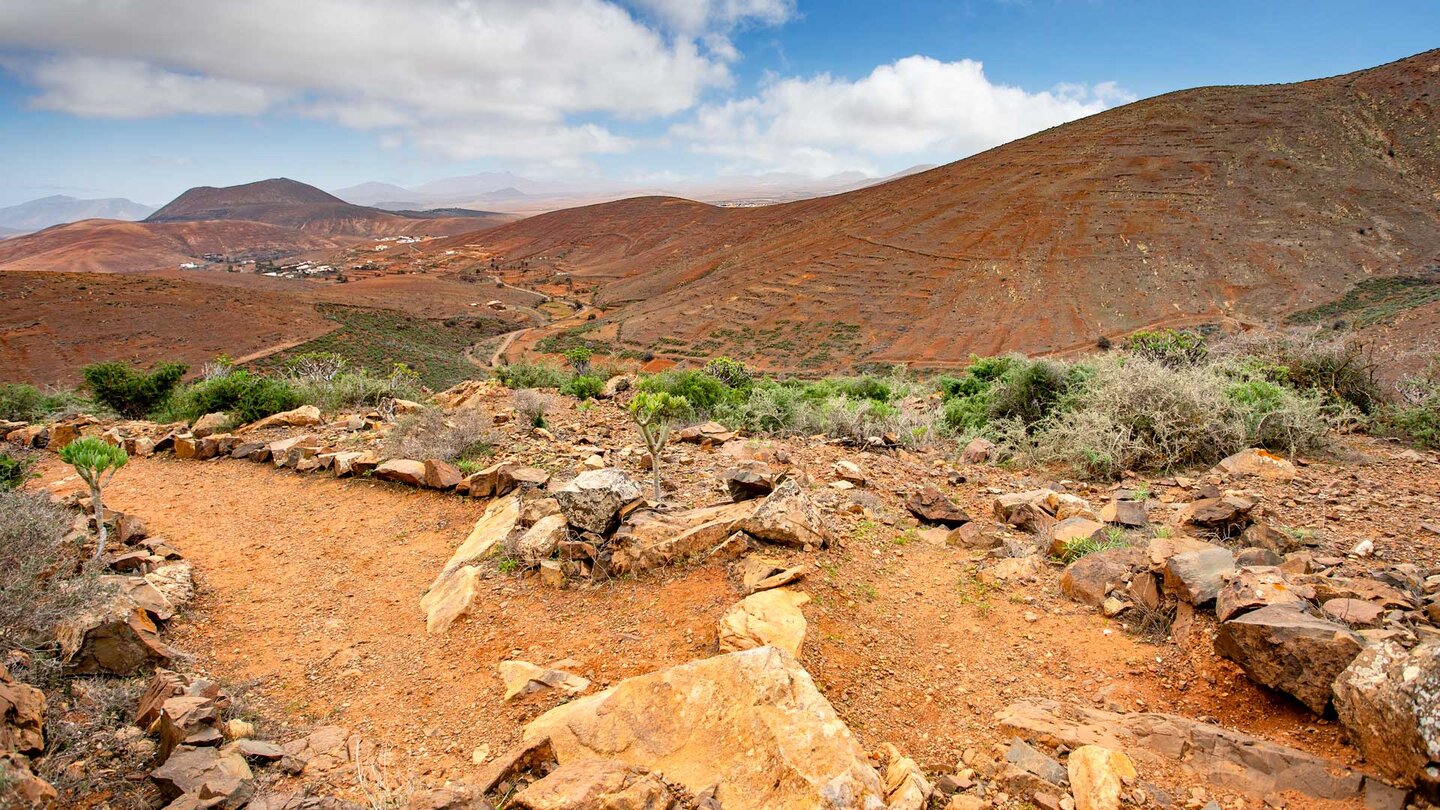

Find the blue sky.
[{"left": 0, "top": 0, "right": 1436, "bottom": 207}]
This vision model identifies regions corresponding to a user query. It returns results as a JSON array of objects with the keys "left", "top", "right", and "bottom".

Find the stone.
[
  {"left": 538, "top": 559, "right": 565, "bottom": 588},
  {"left": 739, "top": 558, "right": 807, "bottom": 594},
  {"left": 191, "top": 412, "right": 229, "bottom": 438},
  {"left": 996, "top": 700, "right": 1365, "bottom": 801},
  {"left": 677, "top": 421, "right": 736, "bottom": 444},
  {"left": 156, "top": 694, "right": 225, "bottom": 760},
  {"left": 832, "top": 460, "right": 866, "bottom": 486},
  {"left": 739, "top": 479, "right": 827, "bottom": 548},
  {"left": 1214, "top": 567, "right": 1310, "bottom": 622},
  {"left": 515, "top": 514, "right": 569, "bottom": 564},
  {"left": 1162, "top": 547, "right": 1235, "bottom": 605},
  {"left": 0, "top": 752, "right": 56, "bottom": 805},
  {"left": 151, "top": 745, "right": 254, "bottom": 805},
  {"left": 881, "top": 743, "right": 932, "bottom": 810},
  {"left": 522, "top": 647, "right": 885, "bottom": 810},
  {"left": 374, "top": 459, "right": 427, "bottom": 487},
  {"left": 420, "top": 566, "right": 484, "bottom": 636},
  {"left": 987, "top": 555, "right": 1043, "bottom": 583},
  {"left": 947, "top": 521, "right": 1005, "bottom": 550},
  {"left": 1005, "top": 738, "right": 1068, "bottom": 785},
  {"left": 1067, "top": 745, "right": 1136, "bottom": 810},
  {"left": 1322, "top": 598, "right": 1386, "bottom": 627},
  {"left": 174, "top": 433, "right": 199, "bottom": 459},
  {"left": 1236, "top": 547, "right": 1283, "bottom": 567},
  {"left": 498, "top": 660, "right": 591, "bottom": 702},
  {"left": 960, "top": 437, "right": 994, "bottom": 464},
  {"left": 717, "top": 588, "right": 810, "bottom": 656},
  {"left": 247, "top": 405, "right": 322, "bottom": 431},
  {"left": 0, "top": 666, "right": 45, "bottom": 755},
  {"left": 1332, "top": 640, "right": 1440, "bottom": 790},
  {"left": 1098, "top": 499, "right": 1147, "bottom": 528},
  {"left": 907, "top": 485, "right": 971, "bottom": 528},
  {"left": 423, "top": 459, "right": 463, "bottom": 490},
  {"left": 1060, "top": 548, "right": 1144, "bottom": 608},
  {"left": 279, "top": 726, "right": 366, "bottom": 776},
  {"left": 600, "top": 375, "right": 634, "bottom": 399},
  {"left": 1047, "top": 517, "right": 1108, "bottom": 557},
  {"left": 554, "top": 469, "right": 643, "bottom": 535},
  {"left": 437, "top": 495, "right": 522, "bottom": 574},
  {"left": 233, "top": 739, "right": 285, "bottom": 761},
  {"left": 994, "top": 489, "right": 1061, "bottom": 535},
  {"left": 1178, "top": 496, "right": 1255, "bottom": 537},
  {"left": 1216, "top": 448, "right": 1298, "bottom": 482},
  {"left": 1215, "top": 604, "right": 1364, "bottom": 713},
  {"left": 610, "top": 502, "right": 756, "bottom": 573},
  {"left": 720, "top": 461, "right": 775, "bottom": 501},
  {"left": 511, "top": 759, "right": 675, "bottom": 809},
  {"left": 55, "top": 595, "right": 177, "bottom": 675}
]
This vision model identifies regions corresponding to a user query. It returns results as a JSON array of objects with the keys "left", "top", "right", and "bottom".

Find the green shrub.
[
  {"left": 1123, "top": 329, "right": 1208, "bottom": 367},
  {"left": 58, "top": 437, "right": 128, "bottom": 558},
  {"left": 495, "top": 363, "right": 569, "bottom": 390},
  {"left": 938, "top": 355, "right": 1080, "bottom": 433},
  {"left": 562, "top": 346, "right": 594, "bottom": 375},
  {"left": 561, "top": 374, "right": 605, "bottom": 401},
  {"left": 637, "top": 370, "right": 737, "bottom": 416},
  {"left": 703, "top": 357, "right": 753, "bottom": 390},
  {"left": 1215, "top": 329, "right": 1382, "bottom": 413},
  {"left": 291, "top": 364, "right": 421, "bottom": 412},
  {"left": 1380, "top": 361, "right": 1440, "bottom": 448},
  {"left": 0, "top": 453, "right": 34, "bottom": 491},
  {"left": 0, "top": 384, "right": 48, "bottom": 422},
  {"left": 234, "top": 377, "right": 305, "bottom": 423},
  {"left": 158, "top": 370, "right": 304, "bottom": 425},
  {"left": 81, "top": 361, "right": 187, "bottom": 418}
]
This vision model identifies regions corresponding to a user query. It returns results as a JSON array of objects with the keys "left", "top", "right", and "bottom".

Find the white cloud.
[
  {"left": 674, "top": 55, "right": 1136, "bottom": 176},
  {"left": 0, "top": 0, "right": 774, "bottom": 162},
  {"left": 628, "top": 0, "right": 795, "bottom": 35}
]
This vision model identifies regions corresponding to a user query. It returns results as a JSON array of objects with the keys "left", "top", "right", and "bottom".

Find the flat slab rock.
[
  {"left": 995, "top": 700, "right": 1367, "bottom": 801},
  {"left": 521, "top": 647, "right": 885, "bottom": 809},
  {"left": 717, "top": 587, "right": 810, "bottom": 656},
  {"left": 1332, "top": 640, "right": 1440, "bottom": 790}
]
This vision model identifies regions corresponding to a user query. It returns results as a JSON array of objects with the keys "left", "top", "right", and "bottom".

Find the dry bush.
[
  {"left": 30, "top": 675, "right": 154, "bottom": 808},
  {"left": 0, "top": 491, "right": 106, "bottom": 654},
  {"left": 512, "top": 388, "right": 555, "bottom": 428},
  {"left": 384, "top": 407, "right": 496, "bottom": 463},
  {"left": 1212, "top": 327, "right": 1382, "bottom": 413}
]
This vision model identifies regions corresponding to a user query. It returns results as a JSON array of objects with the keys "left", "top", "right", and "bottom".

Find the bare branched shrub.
[
  {"left": 512, "top": 389, "right": 555, "bottom": 428},
  {"left": 384, "top": 407, "right": 496, "bottom": 463},
  {"left": 31, "top": 675, "right": 152, "bottom": 807},
  {"left": 1213, "top": 327, "right": 1382, "bottom": 413},
  {"left": 0, "top": 491, "right": 105, "bottom": 653}
]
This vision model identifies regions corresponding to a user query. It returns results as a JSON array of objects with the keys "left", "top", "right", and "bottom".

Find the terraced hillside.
[{"left": 436, "top": 49, "right": 1440, "bottom": 371}]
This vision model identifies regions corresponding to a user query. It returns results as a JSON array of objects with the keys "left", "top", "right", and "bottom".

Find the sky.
[{"left": 0, "top": 0, "right": 1436, "bottom": 207}]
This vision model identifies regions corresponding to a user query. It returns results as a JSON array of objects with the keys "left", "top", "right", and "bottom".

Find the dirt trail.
[{"left": 34, "top": 447, "right": 1363, "bottom": 799}]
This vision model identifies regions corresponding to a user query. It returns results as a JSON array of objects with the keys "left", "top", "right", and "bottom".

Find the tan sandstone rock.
[
  {"left": 1066, "top": 745, "right": 1136, "bottom": 810},
  {"left": 717, "top": 588, "right": 810, "bottom": 656}
]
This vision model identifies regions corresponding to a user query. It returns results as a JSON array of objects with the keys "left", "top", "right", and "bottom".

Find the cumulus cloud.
[
  {"left": 675, "top": 56, "right": 1136, "bottom": 176},
  {"left": 0, "top": 0, "right": 764, "bottom": 160}
]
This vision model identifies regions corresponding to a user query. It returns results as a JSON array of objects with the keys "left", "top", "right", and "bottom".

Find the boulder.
[
  {"left": 423, "top": 459, "right": 463, "bottom": 490},
  {"left": 0, "top": 752, "right": 56, "bottom": 805},
  {"left": 521, "top": 647, "right": 886, "bottom": 809},
  {"left": 247, "top": 405, "right": 322, "bottom": 431},
  {"left": 55, "top": 595, "right": 177, "bottom": 675},
  {"left": 1047, "top": 517, "right": 1108, "bottom": 557},
  {"left": 1239, "top": 522, "right": 1303, "bottom": 555},
  {"left": 677, "top": 421, "right": 736, "bottom": 444},
  {"left": 907, "top": 485, "right": 971, "bottom": 528},
  {"left": 1060, "top": 547, "right": 1144, "bottom": 608},
  {"left": 1067, "top": 745, "right": 1136, "bottom": 810},
  {"left": 100, "top": 574, "right": 174, "bottom": 622},
  {"left": 718, "top": 588, "right": 810, "bottom": 656},
  {"left": 191, "top": 412, "right": 229, "bottom": 438},
  {"left": 1178, "top": 496, "right": 1255, "bottom": 537},
  {"left": 720, "top": 461, "right": 775, "bottom": 501},
  {"left": 156, "top": 694, "right": 225, "bottom": 760},
  {"left": 374, "top": 459, "right": 426, "bottom": 487},
  {"left": 832, "top": 460, "right": 866, "bottom": 486},
  {"left": 738, "top": 479, "right": 827, "bottom": 548},
  {"left": 150, "top": 745, "right": 254, "bottom": 805},
  {"left": 1332, "top": 641, "right": 1439, "bottom": 790},
  {"left": 946, "top": 521, "right": 1006, "bottom": 550},
  {"left": 1004, "top": 738, "right": 1068, "bottom": 785},
  {"left": 1216, "top": 448, "right": 1297, "bottom": 482},
  {"left": 994, "top": 489, "right": 1061, "bottom": 534},
  {"left": 0, "top": 666, "right": 45, "bottom": 755},
  {"left": 1162, "top": 547, "right": 1235, "bottom": 605},
  {"left": 1214, "top": 567, "right": 1311, "bottom": 622},
  {"left": 174, "top": 433, "right": 199, "bottom": 459},
  {"left": 1098, "top": 498, "right": 1147, "bottom": 528},
  {"left": 610, "top": 501, "right": 756, "bottom": 573},
  {"left": 554, "top": 469, "right": 643, "bottom": 535},
  {"left": 959, "top": 437, "right": 994, "bottom": 464},
  {"left": 421, "top": 495, "right": 522, "bottom": 634},
  {"left": 739, "top": 558, "right": 807, "bottom": 594},
  {"left": 511, "top": 759, "right": 676, "bottom": 810},
  {"left": 1215, "top": 603, "right": 1364, "bottom": 713},
  {"left": 516, "top": 514, "right": 569, "bottom": 564},
  {"left": 498, "top": 660, "right": 591, "bottom": 702},
  {"left": 1322, "top": 598, "right": 1387, "bottom": 627},
  {"left": 600, "top": 375, "right": 634, "bottom": 399}
]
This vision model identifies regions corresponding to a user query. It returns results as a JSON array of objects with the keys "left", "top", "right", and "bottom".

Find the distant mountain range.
[
  {"left": 0, "top": 195, "right": 156, "bottom": 234},
  {"left": 330, "top": 167, "right": 937, "bottom": 214}
]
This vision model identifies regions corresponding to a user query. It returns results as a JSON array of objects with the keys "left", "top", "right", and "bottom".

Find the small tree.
[
  {"left": 58, "top": 437, "right": 128, "bottom": 559},
  {"left": 628, "top": 391, "right": 690, "bottom": 501},
  {"left": 563, "top": 346, "right": 594, "bottom": 375}
]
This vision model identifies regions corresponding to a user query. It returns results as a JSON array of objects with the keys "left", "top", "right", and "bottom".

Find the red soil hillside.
[
  {"left": 0, "top": 218, "right": 341, "bottom": 274},
  {"left": 437, "top": 49, "right": 1440, "bottom": 370}
]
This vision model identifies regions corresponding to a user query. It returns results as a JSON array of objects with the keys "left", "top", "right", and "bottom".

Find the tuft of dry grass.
[{"left": 383, "top": 407, "right": 497, "bottom": 463}]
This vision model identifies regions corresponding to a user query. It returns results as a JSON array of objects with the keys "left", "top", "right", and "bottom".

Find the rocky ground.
[{"left": 4, "top": 380, "right": 1438, "bottom": 810}]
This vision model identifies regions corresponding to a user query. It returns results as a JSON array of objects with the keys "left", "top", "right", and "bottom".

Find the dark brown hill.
[{"left": 437, "top": 49, "right": 1440, "bottom": 370}]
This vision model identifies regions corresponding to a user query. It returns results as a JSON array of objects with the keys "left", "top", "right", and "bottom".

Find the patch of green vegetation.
[
  {"left": 1054, "top": 528, "right": 1131, "bottom": 564},
  {"left": 254, "top": 304, "right": 497, "bottom": 390},
  {"left": 1287, "top": 274, "right": 1440, "bottom": 329}
]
